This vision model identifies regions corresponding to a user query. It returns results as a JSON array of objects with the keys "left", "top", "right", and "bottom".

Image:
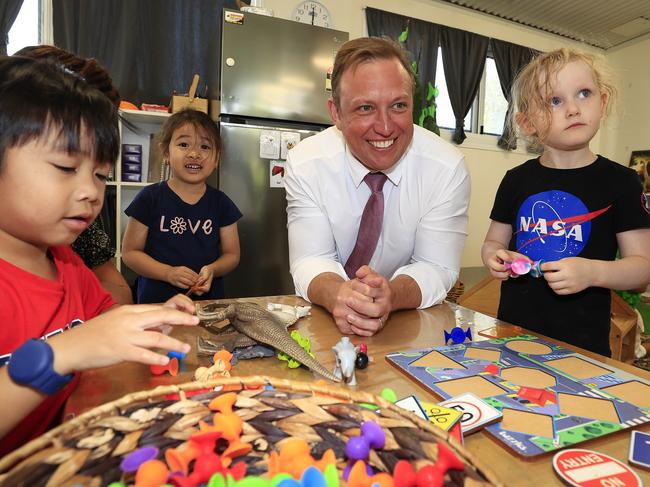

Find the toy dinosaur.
[{"left": 196, "top": 301, "right": 340, "bottom": 382}]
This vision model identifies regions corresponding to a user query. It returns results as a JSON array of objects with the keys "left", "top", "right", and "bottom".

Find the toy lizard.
[{"left": 196, "top": 301, "right": 340, "bottom": 382}]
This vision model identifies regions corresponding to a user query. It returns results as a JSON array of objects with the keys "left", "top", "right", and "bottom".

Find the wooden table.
[{"left": 66, "top": 296, "right": 650, "bottom": 486}]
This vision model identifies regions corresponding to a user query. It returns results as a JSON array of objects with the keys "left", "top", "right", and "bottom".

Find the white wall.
[
  {"left": 599, "top": 34, "right": 650, "bottom": 165},
  {"left": 264, "top": 0, "right": 630, "bottom": 267}
]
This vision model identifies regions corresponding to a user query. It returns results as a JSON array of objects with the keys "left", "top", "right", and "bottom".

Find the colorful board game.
[{"left": 386, "top": 335, "right": 650, "bottom": 458}]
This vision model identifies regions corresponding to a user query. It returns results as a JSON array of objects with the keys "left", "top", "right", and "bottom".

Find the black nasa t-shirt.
[{"left": 490, "top": 155, "right": 650, "bottom": 356}]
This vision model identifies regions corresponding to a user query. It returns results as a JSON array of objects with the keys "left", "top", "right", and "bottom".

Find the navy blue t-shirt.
[{"left": 125, "top": 182, "right": 242, "bottom": 303}]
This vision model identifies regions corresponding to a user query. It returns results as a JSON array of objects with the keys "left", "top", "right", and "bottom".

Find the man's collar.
[{"left": 344, "top": 144, "right": 404, "bottom": 188}]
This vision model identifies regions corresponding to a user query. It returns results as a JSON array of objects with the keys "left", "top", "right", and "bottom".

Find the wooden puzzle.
[{"left": 386, "top": 335, "right": 650, "bottom": 457}]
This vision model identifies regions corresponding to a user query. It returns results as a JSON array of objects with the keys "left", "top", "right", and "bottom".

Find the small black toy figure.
[{"left": 355, "top": 352, "right": 369, "bottom": 369}]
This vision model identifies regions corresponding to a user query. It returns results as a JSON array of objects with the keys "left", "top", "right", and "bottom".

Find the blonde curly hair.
[{"left": 511, "top": 48, "right": 617, "bottom": 150}]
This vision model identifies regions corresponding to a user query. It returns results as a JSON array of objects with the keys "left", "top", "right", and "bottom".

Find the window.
[
  {"left": 481, "top": 57, "right": 508, "bottom": 135},
  {"left": 434, "top": 50, "right": 508, "bottom": 137},
  {"left": 434, "top": 48, "right": 472, "bottom": 131},
  {"left": 7, "top": 0, "right": 40, "bottom": 55}
]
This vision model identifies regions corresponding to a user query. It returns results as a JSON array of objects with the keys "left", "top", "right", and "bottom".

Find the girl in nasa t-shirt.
[{"left": 482, "top": 48, "right": 650, "bottom": 356}]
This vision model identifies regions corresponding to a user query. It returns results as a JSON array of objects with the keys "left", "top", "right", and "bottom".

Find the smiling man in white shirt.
[{"left": 285, "top": 37, "right": 470, "bottom": 336}]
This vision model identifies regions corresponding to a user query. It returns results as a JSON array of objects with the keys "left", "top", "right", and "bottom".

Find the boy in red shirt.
[{"left": 0, "top": 57, "right": 198, "bottom": 455}]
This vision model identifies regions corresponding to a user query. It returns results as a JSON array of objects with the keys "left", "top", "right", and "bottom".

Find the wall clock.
[{"left": 292, "top": 1, "right": 332, "bottom": 28}]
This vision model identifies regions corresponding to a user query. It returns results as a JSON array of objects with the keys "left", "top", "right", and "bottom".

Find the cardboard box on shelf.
[
  {"left": 122, "top": 163, "right": 142, "bottom": 174},
  {"left": 122, "top": 144, "right": 142, "bottom": 154},
  {"left": 170, "top": 74, "right": 208, "bottom": 114},
  {"left": 122, "top": 153, "right": 142, "bottom": 164},
  {"left": 122, "top": 172, "right": 141, "bottom": 183}
]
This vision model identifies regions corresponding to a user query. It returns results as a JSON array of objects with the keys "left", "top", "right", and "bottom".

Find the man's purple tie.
[{"left": 344, "top": 172, "right": 388, "bottom": 278}]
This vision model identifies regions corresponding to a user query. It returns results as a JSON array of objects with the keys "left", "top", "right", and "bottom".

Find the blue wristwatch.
[{"left": 8, "top": 339, "right": 74, "bottom": 395}]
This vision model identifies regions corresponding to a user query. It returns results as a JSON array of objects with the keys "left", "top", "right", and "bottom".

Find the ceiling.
[{"left": 435, "top": 0, "right": 650, "bottom": 49}]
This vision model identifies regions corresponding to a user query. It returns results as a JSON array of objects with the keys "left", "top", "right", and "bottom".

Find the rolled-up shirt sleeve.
[
  {"left": 392, "top": 159, "right": 471, "bottom": 308},
  {"left": 285, "top": 156, "right": 347, "bottom": 300}
]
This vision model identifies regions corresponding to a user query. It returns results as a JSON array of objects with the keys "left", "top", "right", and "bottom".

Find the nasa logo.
[{"left": 516, "top": 190, "right": 606, "bottom": 260}]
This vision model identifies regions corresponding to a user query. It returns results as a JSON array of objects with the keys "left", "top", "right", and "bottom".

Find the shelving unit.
[{"left": 109, "top": 109, "right": 170, "bottom": 271}]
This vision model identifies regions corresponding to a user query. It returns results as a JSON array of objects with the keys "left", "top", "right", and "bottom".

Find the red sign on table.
[{"left": 553, "top": 448, "right": 641, "bottom": 487}]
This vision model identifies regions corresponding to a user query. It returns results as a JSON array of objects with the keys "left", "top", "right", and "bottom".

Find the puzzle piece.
[
  {"left": 439, "top": 392, "right": 502, "bottom": 435},
  {"left": 517, "top": 386, "right": 556, "bottom": 406}
]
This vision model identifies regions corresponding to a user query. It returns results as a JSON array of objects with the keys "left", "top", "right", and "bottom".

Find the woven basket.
[{"left": 0, "top": 376, "right": 502, "bottom": 486}]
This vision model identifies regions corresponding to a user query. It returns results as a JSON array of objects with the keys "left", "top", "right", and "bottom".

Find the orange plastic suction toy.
[{"left": 149, "top": 357, "right": 179, "bottom": 376}]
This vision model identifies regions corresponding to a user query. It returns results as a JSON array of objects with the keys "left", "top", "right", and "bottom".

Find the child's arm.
[
  {"left": 481, "top": 221, "right": 531, "bottom": 280},
  {"left": 543, "top": 228, "right": 650, "bottom": 295},
  {"left": 194, "top": 223, "right": 241, "bottom": 295},
  {"left": 122, "top": 217, "right": 199, "bottom": 290},
  {"left": 93, "top": 259, "right": 133, "bottom": 304},
  {"left": 0, "top": 296, "right": 198, "bottom": 439}
]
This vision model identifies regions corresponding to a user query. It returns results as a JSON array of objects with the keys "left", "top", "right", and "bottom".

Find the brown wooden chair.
[
  {"left": 457, "top": 276, "right": 638, "bottom": 362},
  {"left": 445, "top": 280, "right": 465, "bottom": 303},
  {"left": 456, "top": 276, "right": 500, "bottom": 318}
]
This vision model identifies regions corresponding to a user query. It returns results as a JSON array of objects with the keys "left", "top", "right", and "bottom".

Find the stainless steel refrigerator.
[{"left": 213, "top": 9, "right": 348, "bottom": 298}]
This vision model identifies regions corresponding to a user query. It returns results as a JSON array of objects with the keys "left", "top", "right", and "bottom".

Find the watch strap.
[{"left": 8, "top": 339, "right": 74, "bottom": 395}]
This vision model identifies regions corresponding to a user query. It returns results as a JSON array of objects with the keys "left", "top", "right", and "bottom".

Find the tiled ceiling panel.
[{"left": 436, "top": 0, "right": 650, "bottom": 49}]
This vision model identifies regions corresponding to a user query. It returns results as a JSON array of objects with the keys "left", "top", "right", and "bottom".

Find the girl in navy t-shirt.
[{"left": 123, "top": 109, "right": 242, "bottom": 303}]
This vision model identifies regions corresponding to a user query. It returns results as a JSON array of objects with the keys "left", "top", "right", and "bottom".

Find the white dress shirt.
[{"left": 285, "top": 125, "right": 470, "bottom": 308}]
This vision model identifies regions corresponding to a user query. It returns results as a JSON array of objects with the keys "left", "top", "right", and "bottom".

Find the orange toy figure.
[
  {"left": 208, "top": 392, "right": 239, "bottom": 429},
  {"left": 213, "top": 350, "right": 233, "bottom": 371},
  {"left": 165, "top": 431, "right": 226, "bottom": 475},
  {"left": 279, "top": 438, "right": 312, "bottom": 479},
  {"left": 134, "top": 459, "right": 169, "bottom": 487},
  {"left": 347, "top": 460, "right": 393, "bottom": 487},
  {"left": 149, "top": 357, "right": 179, "bottom": 376},
  {"left": 268, "top": 438, "right": 336, "bottom": 479},
  {"left": 165, "top": 442, "right": 201, "bottom": 475},
  {"left": 203, "top": 392, "right": 252, "bottom": 458},
  {"left": 198, "top": 415, "right": 241, "bottom": 442},
  {"left": 185, "top": 277, "right": 208, "bottom": 297},
  {"left": 314, "top": 449, "right": 337, "bottom": 472},
  {"left": 194, "top": 350, "right": 233, "bottom": 382}
]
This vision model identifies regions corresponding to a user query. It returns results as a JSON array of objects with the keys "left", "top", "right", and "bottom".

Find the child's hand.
[
  {"left": 157, "top": 294, "right": 197, "bottom": 334},
  {"left": 542, "top": 257, "right": 594, "bottom": 295},
  {"left": 192, "top": 266, "right": 214, "bottom": 296},
  {"left": 164, "top": 293, "right": 196, "bottom": 313},
  {"left": 166, "top": 266, "right": 199, "bottom": 289},
  {"left": 486, "top": 249, "right": 530, "bottom": 280},
  {"left": 50, "top": 304, "right": 199, "bottom": 375}
]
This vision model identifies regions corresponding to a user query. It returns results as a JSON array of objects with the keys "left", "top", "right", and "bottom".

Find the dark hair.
[
  {"left": 158, "top": 109, "right": 221, "bottom": 159},
  {"left": 14, "top": 45, "right": 121, "bottom": 107},
  {"left": 0, "top": 56, "right": 119, "bottom": 170},
  {"left": 331, "top": 36, "right": 415, "bottom": 107}
]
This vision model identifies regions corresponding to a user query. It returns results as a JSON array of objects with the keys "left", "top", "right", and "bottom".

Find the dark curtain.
[
  {"left": 53, "top": 0, "right": 239, "bottom": 105},
  {"left": 490, "top": 38, "right": 538, "bottom": 150},
  {"left": 440, "top": 26, "right": 488, "bottom": 144},
  {"left": 366, "top": 8, "right": 440, "bottom": 118},
  {"left": 0, "top": 0, "right": 23, "bottom": 55}
]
